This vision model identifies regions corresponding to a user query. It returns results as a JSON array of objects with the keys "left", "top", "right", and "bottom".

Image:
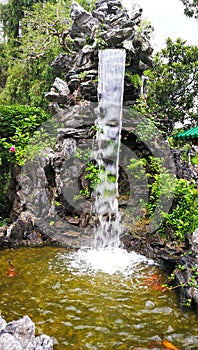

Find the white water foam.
[{"left": 60, "top": 247, "right": 154, "bottom": 276}]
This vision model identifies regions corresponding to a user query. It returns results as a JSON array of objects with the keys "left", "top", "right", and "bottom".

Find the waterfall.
[{"left": 93, "top": 49, "right": 126, "bottom": 248}]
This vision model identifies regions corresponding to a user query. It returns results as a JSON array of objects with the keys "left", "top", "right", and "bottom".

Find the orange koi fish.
[
  {"left": 7, "top": 261, "right": 17, "bottom": 278},
  {"left": 162, "top": 339, "right": 179, "bottom": 350},
  {"left": 144, "top": 273, "right": 167, "bottom": 292}
]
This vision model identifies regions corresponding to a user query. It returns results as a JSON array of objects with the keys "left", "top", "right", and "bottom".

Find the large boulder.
[{"left": 0, "top": 315, "right": 53, "bottom": 350}]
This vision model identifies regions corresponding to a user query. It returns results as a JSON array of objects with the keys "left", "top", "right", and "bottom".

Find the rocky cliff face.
[
  {"left": 1, "top": 0, "right": 154, "bottom": 249},
  {"left": 45, "top": 0, "right": 153, "bottom": 107}
]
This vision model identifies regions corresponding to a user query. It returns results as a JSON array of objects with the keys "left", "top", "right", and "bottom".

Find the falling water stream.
[
  {"left": 93, "top": 49, "right": 125, "bottom": 248},
  {"left": 0, "top": 50, "right": 198, "bottom": 349}
]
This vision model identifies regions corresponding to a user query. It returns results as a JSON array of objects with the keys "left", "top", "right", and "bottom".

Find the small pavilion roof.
[{"left": 173, "top": 126, "right": 198, "bottom": 140}]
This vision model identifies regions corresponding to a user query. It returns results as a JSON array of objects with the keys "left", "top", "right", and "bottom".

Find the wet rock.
[
  {"left": 0, "top": 333, "right": 23, "bottom": 350},
  {"left": 0, "top": 315, "right": 53, "bottom": 350},
  {"left": 0, "top": 316, "right": 6, "bottom": 332},
  {"left": 33, "top": 335, "right": 53, "bottom": 350}
]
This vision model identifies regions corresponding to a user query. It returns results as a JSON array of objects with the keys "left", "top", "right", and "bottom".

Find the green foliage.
[
  {"left": 191, "top": 154, "right": 198, "bottom": 166},
  {"left": 145, "top": 157, "right": 176, "bottom": 218},
  {"left": 160, "top": 179, "right": 198, "bottom": 240},
  {"left": 0, "top": 0, "right": 98, "bottom": 108},
  {"left": 75, "top": 147, "right": 92, "bottom": 161},
  {"left": 0, "top": 218, "right": 9, "bottom": 227},
  {"left": 0, "top": 104, "right": 50, "bottom": 164},
  {"left": 125, "top": 71, "right": 142, "bottom": 89},
  {"left": 75, "top": 148, "right": 118, "bottom": 199},
  {"left": 23, "top": 125, "right": 56, "bottom": 163},
  {"left": 95, "top": 36, "right": 108, "bottom": 49},
  {"left": 127, "top": 157, "right": 147, "bottom": 180},
  {"left": 80, "top": 187, "right": 91, "bottom": 198},
  {"left": 144, "top": 38, "right": 198, "bottom": 134},
  {"left": 0, "top": 1, "right": 71, "bottom": 109},
  {"left": 0, "top": 104, "right": 51, "bottom": 217},
  {"left": 77, "top": 0, "right": 96, "bottom": 12},
  {"left": 1, "top": 0, "right": 47, "bottom": 39},
  {"left": 128, "top": 156, "right": 197, "bottom": 241},
  {"left": 0, "top": 170, "right": 12, "bottom": 219},
  {"left": 84, "top": 162, "right": 100, "bottom": 190},
  {"left": 78, "top": 71, "right": 89, "bottom": 81},
  {"left": 179, "top": 0, "right": 198, "bottom": 18},
  {"left": 163, "top": 252, "right": 198, "bottom": 307},
  {"left": 145, "top": 157, "right": 198, "bottom": 241},
  {"left": 135, "top": 117, "right": 160, "bottom": 141}
]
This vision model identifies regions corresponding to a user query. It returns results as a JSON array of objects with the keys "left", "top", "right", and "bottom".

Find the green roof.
[{"left": 173, "top": 126, "right": 198, "bottom": 140}]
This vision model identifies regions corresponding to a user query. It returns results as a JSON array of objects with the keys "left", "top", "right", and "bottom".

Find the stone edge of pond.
[{"left": 0, "top": 314, "right": 54, "bottom": 350}]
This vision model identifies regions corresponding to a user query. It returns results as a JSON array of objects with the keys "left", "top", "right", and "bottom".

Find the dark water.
[{"left": 0, "top": 246, "right": 197, "bottom": 349}]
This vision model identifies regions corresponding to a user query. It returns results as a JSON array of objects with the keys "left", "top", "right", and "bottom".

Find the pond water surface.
[{"left": 0, "top": 246, "right": 197, "bottom": 349}]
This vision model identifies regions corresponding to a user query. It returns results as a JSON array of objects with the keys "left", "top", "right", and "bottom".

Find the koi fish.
[
  {"left": 132, "top": 338, "right": 179, "bottom": 350},
  {"left": 162, "top": 339, "right": 179, "bottom": 350},
  {"left": 144, "top": 273, "right": 167, "bottom": 292},
  {"left": 7, "top": 261, "right": 17, "bottom": 278}
]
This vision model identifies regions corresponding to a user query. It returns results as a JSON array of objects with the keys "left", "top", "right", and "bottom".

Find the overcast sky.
[{"left": 122, "top": 0, "right": 198, "bottom": 51}]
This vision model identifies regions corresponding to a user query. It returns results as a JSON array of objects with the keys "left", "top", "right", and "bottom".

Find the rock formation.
[
  {"left": 1, "top": 0, "right": 154, "bottom": 249},
  {"left": 0, "top": 315, "right": 53, "bottom": 350},
  {"left": 0, "top": 0, "right": 197, "bottom": 312},
  {"left": 45, "top": 0, "right": 153, "bottom": 106}
]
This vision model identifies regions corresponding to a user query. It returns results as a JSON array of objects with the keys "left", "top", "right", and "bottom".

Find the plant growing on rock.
[{"left": 0, "top": 104, "right": 51, "bottom": 218}]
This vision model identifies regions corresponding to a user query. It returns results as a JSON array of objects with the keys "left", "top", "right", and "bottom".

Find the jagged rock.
[
  {"left": 46, "top": 0, "right": 153, "bottom": 106},
  {"left": 45, "top": 78, "right": 70, "bottom": 104},
  {"left": 0, "top": 333, "right": 23, "bottom": 350},
  {"left": 33, "top": 335, "right": 53, "bottom": 350},
  {"left": 51, "top": 53, "right": 74, "bottom": 71},
  {"left": 70, "top": 1, "right": 97, "bottom": 37},
  {"left": 171, "top": 149, "right": 198, "bottom": 180},
  {"left": 0, "top": 316, "right": 6, "bottom": 333},
  {"left": 4, "top": 315, "right": 35, "bottom": 348},
  {"left": 173, "top": 255, "right": 198, "bottom": 310},
  {"left": 0, "top": 315, "right": 53, "bottom": 350}
]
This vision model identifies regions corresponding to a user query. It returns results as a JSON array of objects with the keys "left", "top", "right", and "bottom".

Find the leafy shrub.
[
  {"left": 160, "top": 179, "right": 198, "bottom": 240},
  {"left": 0, "top": 104, "right": 50, "bottom": 164},
  {"left": 128, "top": 156, "right": 198, "bottom": 241},
  {"left": 0, "top": 104, "right": 51, "bottom": 218}
]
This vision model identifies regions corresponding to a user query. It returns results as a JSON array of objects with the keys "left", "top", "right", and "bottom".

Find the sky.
[{"left": 122, "top": 0, "right": 198, "bottom": 51}]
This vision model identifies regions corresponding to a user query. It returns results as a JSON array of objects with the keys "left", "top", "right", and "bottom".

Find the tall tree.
[
  {"left": 140, "top": 38, "right": 198, "bottom": 135},
  {"left": 1, "top": 0, "right": 47, "bottom": 39},
  {"left": 1, "top": 0, "right": 96, "bottom": 40},
  {"left": 0, "top": 0, "right": 72, "bottom": 109},
  {"left": 179, "top": 0, "right": 198, "bottom": 18}
]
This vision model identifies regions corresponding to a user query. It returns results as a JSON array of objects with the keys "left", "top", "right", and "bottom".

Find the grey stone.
[
  {"left": 4, "top": 315, "right": 35, "bottom": 348},
  {"left": 0, "top": 316, "right": 6, "bottom": 333},
  {"left": 33, "top": 335, "right": 53, "bottom": 350},
  {"left": 70, "top": 2, "right": 97, "bottom": 36},
  {"left": 0, "top": 333, "right": 22, "bottom": 350},
  {"left": 0, "top": 316, "right": 53, "bottom": 350}
]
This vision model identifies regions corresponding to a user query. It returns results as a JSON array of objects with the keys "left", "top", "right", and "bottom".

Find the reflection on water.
[{"left": 0, "top": 246, "right": 197, "bottom": 349}]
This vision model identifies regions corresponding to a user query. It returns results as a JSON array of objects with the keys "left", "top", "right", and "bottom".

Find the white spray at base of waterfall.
[{"left": 62, "top": 247, "right": 155, "bottom": 275}]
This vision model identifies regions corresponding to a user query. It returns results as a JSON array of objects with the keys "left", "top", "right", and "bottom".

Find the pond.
[{"left": 0, "top": 246, "right": 197, "bottom": 349}]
